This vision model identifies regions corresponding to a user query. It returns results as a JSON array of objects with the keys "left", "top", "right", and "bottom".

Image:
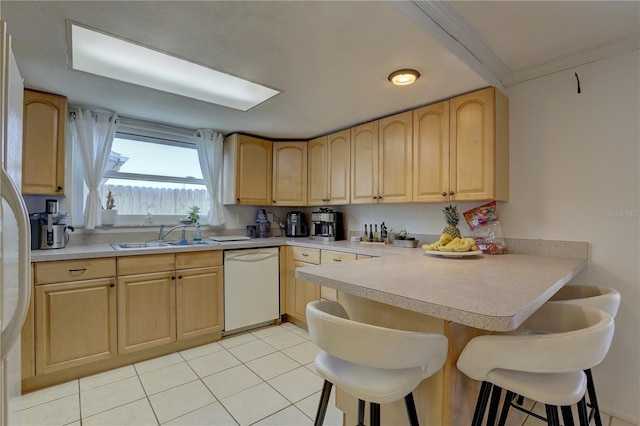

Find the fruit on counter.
[
  {"left": 422, "top": 235, "right": 478, "bottom": 252},
  {"left": 442, "top": 205, "right": 462, "bottom": 239}
]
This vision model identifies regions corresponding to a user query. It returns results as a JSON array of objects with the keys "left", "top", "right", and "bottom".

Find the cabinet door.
[
  {"left": 176, "top": 266, "right": 224, "bottom": 340},
  {"left": 22, "top": 90, "right": 67, "bottom": 195},
  {"left": 413, "top": 101, "right": 450, "bottom": 202},
  {"left": 378, "top": 111, "right": 413, "bottom": 203},
  {"left": 286, "top": 251, "right": 320, "bottom": 324},
  {"left": 272, "top": 141, "right": 307, "bottom": 206},
  {"left": 308, "top": 136, "right": 328, "bottom": 205},
  {"left": 350, "top": 121, "right": 378, "bottom": 204},
  {"left": 450, "top": 87, "right": 496, "bottom": 201},
  {"left": 35, "top": 278, "right": 116, "bottom": 374},
  {"left": 117, "top": 271, "right": 176, "bottom": 354},
  {"left": 223, "top": 134, "right": 273, "bottom": 205},
  {"left": 327, "top": 129, "right": 351, "bottom": 205}
]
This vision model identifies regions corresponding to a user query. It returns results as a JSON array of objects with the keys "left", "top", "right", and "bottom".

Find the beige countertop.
[
  {"left": 31, "top": 236, "right": 588, "bottom": 333},
  {"left": 29, "top": 237, "right": 416, "bottom": 262},
  {"left": 295, "top": 249, "right": 587, "bottom": 332}
]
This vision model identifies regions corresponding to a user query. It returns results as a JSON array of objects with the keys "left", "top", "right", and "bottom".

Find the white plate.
[{"left": 424, "top": 249, "right": 483, "bottom": 258}]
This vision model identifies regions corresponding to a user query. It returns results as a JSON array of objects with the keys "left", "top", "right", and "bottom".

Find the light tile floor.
[{"left": 18, "top": 322, "right": 635, "bottom": 426}]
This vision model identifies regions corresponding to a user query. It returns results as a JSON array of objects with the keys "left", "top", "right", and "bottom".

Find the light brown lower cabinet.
[
  {"left": 35, "top": 278, "right": 117, "bottom": 375},
  {"left": 285, "top": 247, "right": 375, "bottom": 326},
  {"left": 25, "top": 252, "right": 224, "bottom": 391},
  {"left": 176, "top": 266, "right": 224, "bottom": 340},
  {"left": 117, "top": 271, "right": 176, "bottom": 354}
]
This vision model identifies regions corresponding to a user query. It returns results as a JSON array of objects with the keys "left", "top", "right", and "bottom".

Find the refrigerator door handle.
[{"left": 1, "top": 167, "right": 31, "bottom": 360}]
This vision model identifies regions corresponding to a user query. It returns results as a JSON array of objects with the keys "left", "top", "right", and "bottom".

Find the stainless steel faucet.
[{"left": 158, "top": 224, "right": 189, "bottom": 241}]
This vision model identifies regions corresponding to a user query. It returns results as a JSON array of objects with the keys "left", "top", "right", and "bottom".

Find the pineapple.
[{"left": 442, "top": 205, "right": 462, "bottom": 239}]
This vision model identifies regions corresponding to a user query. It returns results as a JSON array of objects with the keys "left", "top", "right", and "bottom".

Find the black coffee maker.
[{"left": 285, "top": 211, "right": 308, "bottom": 237}]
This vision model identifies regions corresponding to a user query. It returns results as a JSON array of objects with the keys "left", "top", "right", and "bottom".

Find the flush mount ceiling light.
[
  {"left": 388, "top": 69, "right": 420, "bottom": 86},
  {"left": 68, "top": 23, "right": 279, "bottom": 111}
]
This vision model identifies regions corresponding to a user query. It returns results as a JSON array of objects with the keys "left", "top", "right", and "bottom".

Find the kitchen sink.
[
  {"left": 111, "top": 241, "right": 171, "bottom": 250},
  {"left": 111, "top": 240, "right": 214, "bottom": 250},
  {"left": 166, "top": 240, "right": 214, "bottom": 246}
]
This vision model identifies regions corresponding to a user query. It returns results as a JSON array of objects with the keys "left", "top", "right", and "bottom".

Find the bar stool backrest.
[
  {"left": 549, "top": 285, "right": 620, "bottom": 318},
  {"left": 457, "top": 304, "right": 614, "bottom": 382},
  {"left": 306, "top": 300, "right": 448, "bottom": 377}
]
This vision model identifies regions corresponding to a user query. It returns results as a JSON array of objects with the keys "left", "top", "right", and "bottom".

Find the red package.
[{"left": 463, "top": 201, "right": 507, "bottom": 255}]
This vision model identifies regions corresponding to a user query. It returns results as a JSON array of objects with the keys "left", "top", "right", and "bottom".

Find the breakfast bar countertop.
[{"left": 295, "top": 250, "right": 587, "bottom": 332}]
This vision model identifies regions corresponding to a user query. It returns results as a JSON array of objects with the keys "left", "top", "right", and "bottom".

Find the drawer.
[
  {"left": 320, "top": 286, "right": 337, "bottom": 301},
  {"left": 176, "top": 250, "right": 223, "bottom": 269},
  {"left": 290, "top": 246, "right": 320, "bottom": 264},
  {"left": 117, "top": 253, "right": 175, "bottom": 276},
  {"left": 34, "top": 258, "right": 116, "bottom": 285},
  {"left": 320, "top": 250, "right": 357, "bottom": 264}
]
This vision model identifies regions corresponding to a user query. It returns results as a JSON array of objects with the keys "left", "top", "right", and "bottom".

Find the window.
[{"left": 72, "top": 117, "right": 211, "bottom": 226}]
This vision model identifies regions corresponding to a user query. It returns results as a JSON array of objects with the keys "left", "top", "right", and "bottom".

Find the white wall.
[{"left": 342, "top": 50, "right": 640, "bottom": 422}]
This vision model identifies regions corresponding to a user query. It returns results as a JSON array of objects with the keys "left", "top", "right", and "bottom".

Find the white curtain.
[
  {"left": 70, "top": 109, "right": 119, "bottom": 229},
  {"left": 195, "top": 129, "right": 225, "bottom": 225}
]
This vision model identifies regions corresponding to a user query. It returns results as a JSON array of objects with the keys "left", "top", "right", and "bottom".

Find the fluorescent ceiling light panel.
[{"left": 70, "top": 23, "right": 279, "bottom": 111}]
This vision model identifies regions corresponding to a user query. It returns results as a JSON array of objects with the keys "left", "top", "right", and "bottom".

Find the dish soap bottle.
[{"left": 193, "top": 224, "right": 202, "bottom": 242}]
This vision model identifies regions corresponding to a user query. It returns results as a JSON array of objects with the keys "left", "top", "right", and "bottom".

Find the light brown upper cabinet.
[
  {"left": 272, "top": 141, "right": 307, "bottom": 206},
  {"left": 350, "top": 121, "right": 378, "bottom": 204},
  {"left": 413, "top": 87, "right": 509, "bottom": 202},
  {"left": 351, "top": 111, "right": 413, "bottom": 204},
  {"left": 22, "top": 90, "right": 67, "bottom": 195},
  {"left": 413, "top": 101, "right": 450, "bottom": 202},
  {"left": 378, "top": 111, "right": 413, "bottom": 203},
  {"left": 223, "top": 134, "right": 273, "bottom": 205},
  {"left": 308, "top": 129, "right": 350, "bottom": 206},
  {"left": 449, "top": 87, "right": 509, "bottom": 201}
]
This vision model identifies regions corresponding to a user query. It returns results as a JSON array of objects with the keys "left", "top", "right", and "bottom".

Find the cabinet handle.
[
  {"left": 57, "top": 185, "right": 63, "bottom": 191},
  {"left": 178, "top": 275, "right": 183, "bottom": 279},
  {"left": 378, "top": 195, "right": 382, "bottom": 199},
  {"left": 68, "top": 268, "right": 87, "bottom": 273},
  {"left": 333, "top": 258, "right": 342, "bottom": 262},
  {"left": 302, "top": 253, "right": 309, "bottom": 257},
  {"left": 449, "top": 191, "right": 454, "bottom": 196},
  {"left": 236, "top": 198, "right": 240, "bottom": 202},
  {"left": 442, "top": 192, "right": 447, "bottom": 197},
  {"left": 372, "top": 195, "right": 377, "bottom": 199},
  {"left": 171, "top": 276, "right": 176, "bottom": 280},
  {"left": 109, "top": 283, "right": 115, "bottom": 288},
  {"left": 272, "top": 200, "right": 276, "bottom": 204}
]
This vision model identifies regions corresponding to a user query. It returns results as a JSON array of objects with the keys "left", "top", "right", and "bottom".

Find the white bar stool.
[
  {"left": 306, "top": 300, "right": 448, "bottom": 426},
  {"left": 457, "top": 303, "right": 615, "bottom": 426},
  {"left": 545, "top": 285, "right": 621, "bottom": 426}
]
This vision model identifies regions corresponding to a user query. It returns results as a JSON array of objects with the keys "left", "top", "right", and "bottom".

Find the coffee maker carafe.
[{"left": 310, "top": 208, "right": 343, "bottom": 241}]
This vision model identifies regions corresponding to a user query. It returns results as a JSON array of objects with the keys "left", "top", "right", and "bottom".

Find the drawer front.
[
  {"left": 117, "top": 253, "right": 175, "bottom": 276},
  {"left": 320, "top": 250, "right": 357, "bottom": 264},
  {"left": 291, "top": 246, "right": 320, "bottom": 264},
  {"left": 176, "top": 250, "right": 223, "bottom": 269},
  {"left": 34, "top": 258, "right": 116, "bottom": 285},
  {"left": 320, "top": 286, "right": 337, "bottom": 301}
]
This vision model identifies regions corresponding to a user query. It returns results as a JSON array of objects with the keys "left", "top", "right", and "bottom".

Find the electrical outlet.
[{"left": 235, "top": 212, "right": 244, "bottom": 223}]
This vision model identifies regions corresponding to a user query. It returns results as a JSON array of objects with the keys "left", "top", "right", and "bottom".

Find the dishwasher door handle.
[{"left": 226, "top": 251, "right": 278, "bottom": 262}]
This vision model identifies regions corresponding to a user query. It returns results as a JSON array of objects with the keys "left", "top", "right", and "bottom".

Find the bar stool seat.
[
  {"left": 457, "top": 303, "right": 615, "bottom": 426},
  {"left": 306, "top": 300, "right": 448, "bottom": 426}
]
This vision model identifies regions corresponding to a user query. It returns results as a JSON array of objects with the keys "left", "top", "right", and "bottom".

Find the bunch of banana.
[{"left": 422, "top": 234, "right": 478, "bottom": 252}]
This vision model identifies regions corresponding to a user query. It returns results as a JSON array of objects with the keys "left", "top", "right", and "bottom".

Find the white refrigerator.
[{"left": 1, "top": 19, "right": 30, "bottom": 426}]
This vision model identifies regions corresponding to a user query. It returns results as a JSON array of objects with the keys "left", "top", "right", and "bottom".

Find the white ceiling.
[{"left": 2, "top": 1, "right": 638, "bottom": 140}]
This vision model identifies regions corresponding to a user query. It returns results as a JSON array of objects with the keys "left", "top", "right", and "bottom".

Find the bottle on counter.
[
  {"left": 380, "top": 222, "right": 388, "bottom": 242},
  {"left": 369, "top": 224, "right": 374, "bottom": 242},
  {"left": 374, "top": 224, "right": 379, "bottom": 241},
  {"left": 363, "top": 224, "right": 369, "bottom": 242},
  {"left": 193, "top": 224, "right": 202, "bottom": 242}
]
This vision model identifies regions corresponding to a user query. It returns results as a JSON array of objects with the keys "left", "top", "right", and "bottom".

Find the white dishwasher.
[{"left": 223, "top": 247, "right": 280, "bottom": 334}]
